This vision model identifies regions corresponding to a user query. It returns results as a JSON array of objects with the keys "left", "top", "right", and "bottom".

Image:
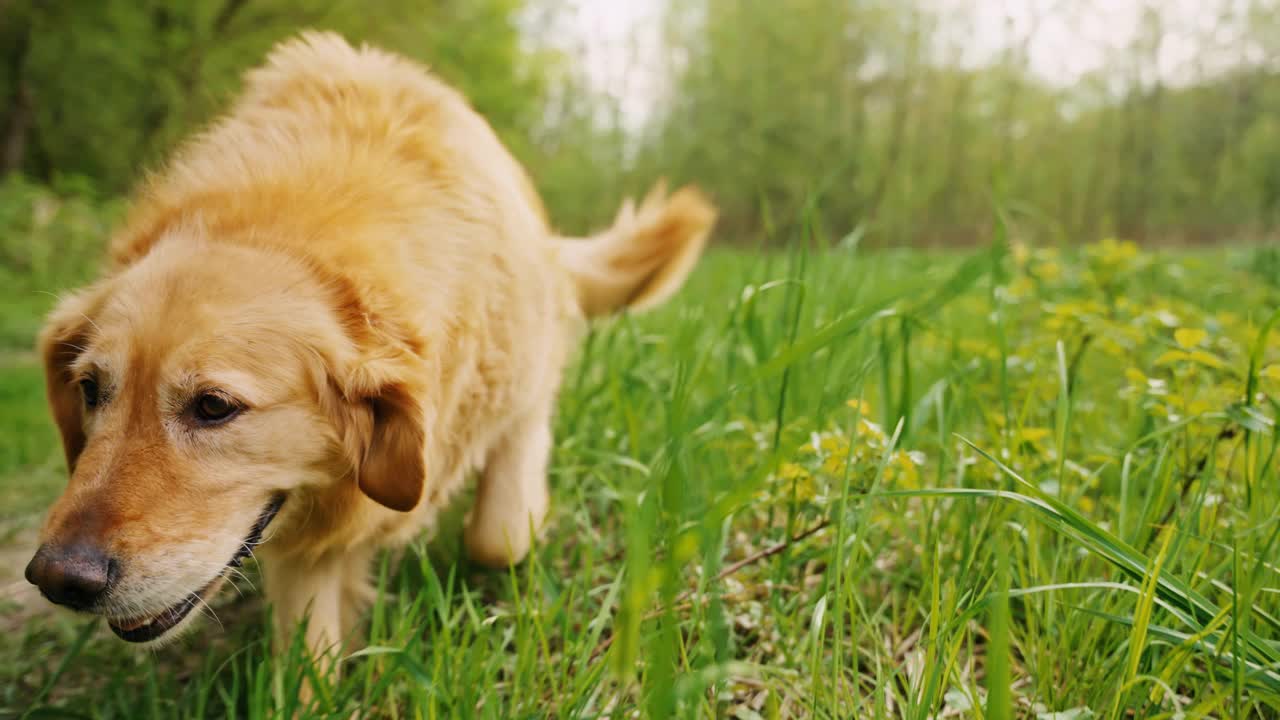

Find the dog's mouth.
[{"left": 108, "top": 494, "right": 285, "bottom": 643}]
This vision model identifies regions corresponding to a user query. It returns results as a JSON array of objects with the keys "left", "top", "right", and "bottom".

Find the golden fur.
[{"left": 30, "top": 32, "right": 714, "bottom": 660}]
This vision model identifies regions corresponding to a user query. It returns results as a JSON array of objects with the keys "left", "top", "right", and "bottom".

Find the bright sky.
[
  {"left": 533, "top": 0, "right": 1262, "bottom": 127},
  {"left": 931, "top": 0, "right": 1259, "bottom": 85}
]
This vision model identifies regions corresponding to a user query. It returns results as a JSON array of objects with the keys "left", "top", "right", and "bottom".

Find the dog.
[{"left": 23, "top": 32, "right": 714, "bottom": 665}]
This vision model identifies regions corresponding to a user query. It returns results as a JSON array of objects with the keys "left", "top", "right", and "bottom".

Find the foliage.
[
  {"left": 640, "top": 0, "right": 1280, "bottom": 245},
  {"left": 0, "top": 177, "right": 119, "bottom": 348},
  {"left": 0, "top": 0, "right": 545, "bottom": 193},
  {"left": 8, "top": 2, "right": 1280, "bottom": 243}
]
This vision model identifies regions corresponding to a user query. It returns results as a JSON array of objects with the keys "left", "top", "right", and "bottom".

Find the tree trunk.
[{"left": 1, "top": 7, "right": 32, "bottom": 176}]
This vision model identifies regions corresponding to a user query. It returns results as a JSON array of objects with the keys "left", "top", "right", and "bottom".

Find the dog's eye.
[
  {"left": 192, "top": 392, "right": 241, "bottom": 426},
  {"left": 79, "top": 378, "right": 100, "bottom": 409}
]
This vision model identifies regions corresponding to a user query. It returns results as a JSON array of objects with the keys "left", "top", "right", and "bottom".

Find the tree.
[{"left": 0, "top": 0, "right": 545, "bottom": 194}]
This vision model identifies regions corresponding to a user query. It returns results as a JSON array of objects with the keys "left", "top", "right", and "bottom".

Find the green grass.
[{"left": 1, "top": 194, "right": 1279, "bottom": 717}]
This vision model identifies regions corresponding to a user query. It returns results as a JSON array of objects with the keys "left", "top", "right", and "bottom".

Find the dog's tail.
[{"left": 555, "top": 182, "right": 716, "bottom": 318}]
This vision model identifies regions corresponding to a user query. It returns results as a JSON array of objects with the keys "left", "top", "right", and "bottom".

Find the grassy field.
[{"left": 1, "top": 189, "right": 1279, "bottom": 717}]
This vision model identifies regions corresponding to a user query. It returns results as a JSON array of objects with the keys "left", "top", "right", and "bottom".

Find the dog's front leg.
[
  {"left": 464, "top": 405, "right": 552, "bottom": 567},
  {"left": 338, "top": 547, "right": 377, "bottom": 644},
  {"left": 260, "top": 552, "right": 346, "bottom": 673}
]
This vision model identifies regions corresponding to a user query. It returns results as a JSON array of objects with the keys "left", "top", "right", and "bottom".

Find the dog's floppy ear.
[
  {"left": 332, "top": 376, "right": 427, "bottom": 513},
  {"left": 39, "top": 290, "right": 102, "bottom": 474},
  {"left": 355, "top": 384, "right": 426, "bottom": 512}
]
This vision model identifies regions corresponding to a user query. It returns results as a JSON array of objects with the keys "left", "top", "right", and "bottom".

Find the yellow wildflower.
[
  {"left": 778, "top": 463, "right": 809, "bottom": 481},
  {"left": 845, "top": 398, "right": 873, "bottom": 417},
  {"left": 1033, "top": 261, "right": 1062, "bottom": 281},
  {"left": 1174, "top": 328, "right": 1207, "bottom": 349}
]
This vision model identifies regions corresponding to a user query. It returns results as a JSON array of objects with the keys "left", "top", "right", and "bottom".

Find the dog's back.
[{"left": 116, "top": 31, "right": 560, "bottom": 339}]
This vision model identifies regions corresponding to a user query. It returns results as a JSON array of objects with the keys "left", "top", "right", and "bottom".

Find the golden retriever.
[{"left": 24, "top": 32, "right": 714, "bottom": 665}]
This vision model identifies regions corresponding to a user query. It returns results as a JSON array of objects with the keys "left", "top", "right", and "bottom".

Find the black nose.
[{"left": 24, "top": 543, "right": 116, "bottom": 611}]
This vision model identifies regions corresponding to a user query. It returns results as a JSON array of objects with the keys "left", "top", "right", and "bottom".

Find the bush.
[{"left": 0, "top": 176, "right": 119, "bottom": 349}]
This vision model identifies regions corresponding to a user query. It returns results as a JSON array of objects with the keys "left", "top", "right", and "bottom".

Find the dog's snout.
[{"left": 25, "top": 543, "right": 117, "bottom": 611}]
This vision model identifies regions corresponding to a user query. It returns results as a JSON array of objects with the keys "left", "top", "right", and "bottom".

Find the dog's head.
[{"left": 24, "top": 236, "right": 427, "bottom": 644}]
